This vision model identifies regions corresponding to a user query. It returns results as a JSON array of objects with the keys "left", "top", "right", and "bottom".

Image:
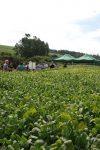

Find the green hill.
[{"left": 0, "top": 45, "right": 15, "bottom": 54}]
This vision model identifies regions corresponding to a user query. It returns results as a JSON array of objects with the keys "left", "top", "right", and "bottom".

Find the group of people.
[
  {"left": 2, "top": 60, "right": 30, "bottom": 71},
  {"left": 2, "top": 60, "right": 29, "bottom": 71},
  {"left": 2, "top": 60, "right": 57, "bottom": 71}
]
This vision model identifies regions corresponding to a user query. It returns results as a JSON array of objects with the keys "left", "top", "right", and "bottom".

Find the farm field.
[{"left": 0, "top": 66, "right": 100, "bottom": 150}]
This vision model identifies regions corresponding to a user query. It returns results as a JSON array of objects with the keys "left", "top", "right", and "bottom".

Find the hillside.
[
  {"left": 50, "top": 49, "right": 100, "bottom": 60},
  {"left": 0, "top": 45, "right": 15, "bottom": 54},
  {"left": 0, "top": 45, "right": 100, "bottom": 60}
]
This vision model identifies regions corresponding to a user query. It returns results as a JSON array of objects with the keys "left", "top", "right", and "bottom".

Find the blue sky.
[
  {"left": 0, "top": 0, "right": 100, "bottom": 55},
  {"left": 76, "top": 14, "right": 100, "bottom": 32}
]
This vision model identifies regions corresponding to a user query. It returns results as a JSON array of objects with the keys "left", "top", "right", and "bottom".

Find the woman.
[{"left": 17, "top": 63, "right": 25, "bottom": 71}]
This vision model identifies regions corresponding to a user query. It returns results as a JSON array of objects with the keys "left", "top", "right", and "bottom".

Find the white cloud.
[{"left": 0, "top": 0, "right": 100, "bottom": 54}]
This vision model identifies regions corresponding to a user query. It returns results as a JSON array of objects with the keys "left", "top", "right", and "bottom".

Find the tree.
[{"left": 14, "top": 34, "right": 49, "bottom": 57}]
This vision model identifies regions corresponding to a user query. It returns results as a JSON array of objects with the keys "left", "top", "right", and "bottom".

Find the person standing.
[
  {"left": 25, "top": 63, "right": 29, "bottom": 71},
  {"left": 17, "top": 62, "right": 25, "bottom": 71},
  {"left": 3, "top": 60, "right": 9, "bottom": 71}
]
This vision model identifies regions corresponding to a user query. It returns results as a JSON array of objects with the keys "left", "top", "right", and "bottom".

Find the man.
[{"left": 3, "top": 60, "right": 9, "bottom": 71}]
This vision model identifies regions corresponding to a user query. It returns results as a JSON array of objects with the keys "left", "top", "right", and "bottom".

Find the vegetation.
[
  {"left": 0, "top": 36, "right": 100, "bottom": 69},
  {"left": 0, "top": 42, "right": 100, "bottom": 60},
  {"left": 14, "top": 34, "right": 49, "bottom": 57},
  {"left": 0, "top": 34, "right": 51, "bottom": 68},
  {"left": 0, "top": 66, "right": 100, "bottom": 149},
  {"left": 0, "top": 45, "right": 14, "bottom": 55}
]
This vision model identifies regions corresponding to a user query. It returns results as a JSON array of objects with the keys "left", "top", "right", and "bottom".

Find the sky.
[{"left": 0, "top": 0, "right": 100, "bottom": 55}]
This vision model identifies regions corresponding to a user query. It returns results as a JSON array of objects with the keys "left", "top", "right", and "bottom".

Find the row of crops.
[{"left": 0, "top": 66, "right": 100, "bottom": 150}]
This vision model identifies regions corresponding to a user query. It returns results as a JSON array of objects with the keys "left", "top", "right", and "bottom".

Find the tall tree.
[{"left": 14, "top": 34, "right": 49, "bottom": 57}]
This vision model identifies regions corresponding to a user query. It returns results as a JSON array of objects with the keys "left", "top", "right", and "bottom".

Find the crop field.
[{"left": 0, "top": 66, "right": 100, "bottom": 150}]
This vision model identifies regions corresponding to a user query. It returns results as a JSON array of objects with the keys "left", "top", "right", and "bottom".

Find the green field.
[
  {"left": 0, "top": 66, "right": 100, "bottom": 150},
  {"left": 0, "top": 45, "right": 14, "bottom": 54}
]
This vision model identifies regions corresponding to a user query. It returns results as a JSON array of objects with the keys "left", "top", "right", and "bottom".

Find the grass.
[{"left": 0, "top": 45, "right": 15, "bottom": 54}]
